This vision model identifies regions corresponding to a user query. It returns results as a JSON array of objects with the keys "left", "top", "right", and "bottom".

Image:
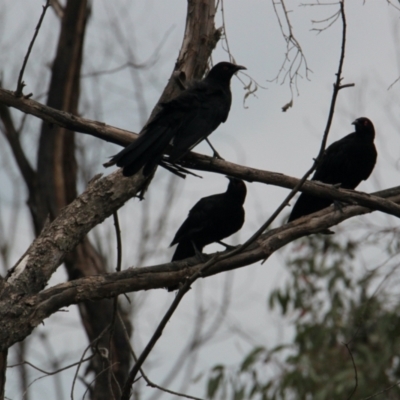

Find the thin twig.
[
  {"left": 49, "top": 0, "right": 64, "bottom": 18},
  {"left": 15, "top": 356, "right": 94, "bottom": 400},
  {"left": 107, "top": 211, "right": 123, "bottom": 399},
  {"left": 270, "top": 0, "right": 312, "bottom": 103},
  {"left": 311, "top": 10, "right": 341, "bottom": 33},
  {"left": 81, "top": 25, "right": 175, "bottom": 78},
  {"left": 8, "top": 356, "right": 93, "bottom": 375},
  {"left": 316, "top": 0, "right": 348, "bottom": 157},
  {"left": 82, "top": 362, "right": 120, "bottom": 400},
  {"left": 117, "top": 314, "right": 204, "bottom": 400},
  {"left": 82, "top": 62, "right": 150, "bottom": 78},
  {"left": 362, "top": 380, "right": 400, "bottom": 399},
  {"left": 300, "top": 2, "right": 340, "bottom": 6},
  {"left": 388, "top": 76, "right": 400, "bottom": 90},
  {"left": 113, "top": 211, "right": 122, "bottom": 274},
  {"left": 343, "top": 342, "right": 358, "bottom": 400},
  {"left": 387, "top": 0, "right": 400, "bottom": 12},
  {"left": 121, "top": 282, "right": 193, "bottom": 399},
  {"left": 71, "top": 327, "right": 110, "bottom": 400},
  {"left": 219, "top": 0, "right": 234, "bottom": 62},
  {"left": 218, "top": 0, "right": 264, "bottom": 106},
  {"left": 15, "top": 0, "right": 51, "bottom": 97},
  {"left": 144, "top": 380, "right": 205, "bottom": 400}
]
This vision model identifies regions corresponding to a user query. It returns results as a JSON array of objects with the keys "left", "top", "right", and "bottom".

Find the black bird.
[
  {"left": 104, "top": 62, "right": 246, "bottom": 176},
  {"left": 288, "top": 117, "right": 377, "bottom": 222},
  {"left": 171, "top": 177, "right": 247, "bottom": 261}
]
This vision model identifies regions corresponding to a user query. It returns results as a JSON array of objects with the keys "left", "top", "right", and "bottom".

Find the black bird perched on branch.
[
  {"left": 288, "top": 117, "right": 377, "bottom": 222},
  {"left": 170, "top": 177, "right": 247, "bottom": 262},
  {"left": 104, "top": 62, "right": 246, "bottom": 176}
]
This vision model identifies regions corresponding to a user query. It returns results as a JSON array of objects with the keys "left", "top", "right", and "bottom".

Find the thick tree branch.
[
  {"left": 181, "top": 155, "right": 400, "bottom": 218},
  {"left": 152, "top": 0, "right": 221, "bottom": 112},
  {"left": 0, "top": 89, "right": 395, "bottom": 217},
  {"left": 4, "top": 170, "right": 146, "bottom": 296},
  {"left": 0, "top": 88, "right": 135, "bottom": 146}
]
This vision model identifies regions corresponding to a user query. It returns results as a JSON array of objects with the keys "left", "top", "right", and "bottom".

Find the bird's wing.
[
  {"left": 107, "top": 95, "right": 192, "bottom": 175},
  {"left": 313, "top": 133, "right": 377, "bottom": 188},
  {"left": 288, "top": 192, "right": 333, "bottom": 222},
  {"left": 107, "top": 79, "right": 232, "bottom": 175},
  {"left": 167, "top": 84, "right": 231, "bottom": 160},
  {"left": 313, "top": 134, "right": 356, "bottom": 184},
  {"left": 170, "top": 194, "right": 223, "bottom": 246},
  {"left": 111, "top": 125, "right": 174, "bottom": 175}
]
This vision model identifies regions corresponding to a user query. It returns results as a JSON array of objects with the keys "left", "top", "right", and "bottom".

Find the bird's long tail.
[
  {"left": 288, "top": 193, "right": 332, "bottom": 222},
  {"left": 103, "top": 125, "right": 172, "bottom": 176},
  {"left": 171, "top": 240, "right": 196, "bottom": 261}
]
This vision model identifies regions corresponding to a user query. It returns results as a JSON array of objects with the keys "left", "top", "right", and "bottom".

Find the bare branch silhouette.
[
  {"left": 15, "top": 0, "right": 51, "bottom": 97},
  {"left": 270, "top": 0, "right": 312, "bottom": 106}
]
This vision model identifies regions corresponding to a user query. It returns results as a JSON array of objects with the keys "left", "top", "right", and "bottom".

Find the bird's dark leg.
[
  {"left": 330, "top": 182, "right": 345, "bottom": 213},
  {"left": 217, "top": 240, "right": 236, "bottom": 250},
  {"left": 205, "top": 138, "right": 224, "bottom": 160},
  {"left": 191, "top": 241, "right": 209, "bottom": 263}
]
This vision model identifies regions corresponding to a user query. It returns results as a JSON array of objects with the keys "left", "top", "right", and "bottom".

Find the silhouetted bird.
[
  {"left": 171, "top": 177, "right": 247, "bottom": 261},
  {"left": 288, "top": 117, "right": 377, "bottom": 222},
  {"left": 104, "top": 62, "right": 246, "bottom": 176}
]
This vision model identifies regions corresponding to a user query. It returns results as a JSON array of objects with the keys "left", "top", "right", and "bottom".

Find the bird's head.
[
  {"left": 352, "top": 117, "right": 375, "bottom": 139},
  {"left": 226, "top": 176, "right": 247, "bottom": 203},
  {"left": 207, "top": 62, "right": 246, "bottom": 83}
]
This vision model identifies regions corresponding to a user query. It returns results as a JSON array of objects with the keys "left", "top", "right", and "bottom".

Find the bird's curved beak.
[
  {"left": 352, "top": 119, "right": 359, "bottom": 127},
  {"left": 235, "top": 65, "right": 247, "bottom": 72}
]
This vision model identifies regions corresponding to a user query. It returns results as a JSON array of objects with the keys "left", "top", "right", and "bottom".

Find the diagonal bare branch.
[
  {"left": 0, "top": 103, "right": 36, "bottom": 189},
  {"left": 0, "top": 87, "right": 136, "bottom": 146},
  {"left": 15, "top": 0, "right": 51, "bottom": 97}
]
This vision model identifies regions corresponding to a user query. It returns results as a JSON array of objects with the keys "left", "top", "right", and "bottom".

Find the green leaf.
[
  {"left": 207, "top": 366, "right": 225, "bottom": 399},
  {"left": 240, "top": 347, "right": 265, "bottom": 372}
]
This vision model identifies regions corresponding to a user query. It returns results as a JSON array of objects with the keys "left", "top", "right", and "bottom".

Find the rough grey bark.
[{"left": 0, "top": 87, "right": 135, "bottom": 146}]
